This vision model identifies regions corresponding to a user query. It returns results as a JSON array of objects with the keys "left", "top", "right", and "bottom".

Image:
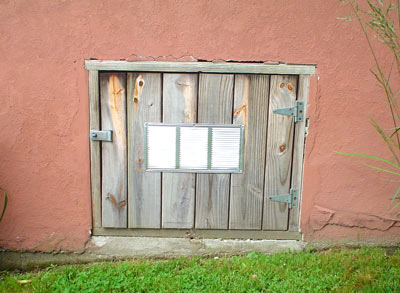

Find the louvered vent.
[{"left": 144, "top": 123, "right": 244, "bottom": 173}]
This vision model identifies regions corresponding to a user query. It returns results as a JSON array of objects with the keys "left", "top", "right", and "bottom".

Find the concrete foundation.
[
  {"left": 0, "top": 236, "right": 305, "bottom": 270},
  {"left": 88, "top": 236, "right": 305, "bottom": 257}
]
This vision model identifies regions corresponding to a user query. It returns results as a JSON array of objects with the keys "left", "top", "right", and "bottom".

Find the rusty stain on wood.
[
  {"left": 287, "top": 83, "right": 293, "bottom": 93},
  {"left": 230, "top": 74, "right": 269, "bottom": 230},
  {"left": 232, "top": 76, "right": 249, "bottom": 155},
  {"left": 108, "top": 75, "right": 125, "bottom": 149},
  {"left": 233, "top": 104, "right": 247, "bottom": 117},
  {"left": 100, "top": 72, "right": 127, "bottom": 228},
  {"left": 181, "top": 77, "right": 196, "bottom": 122},
  {"left": 263, "top": 75, "right": 297, "bottom": 230},
  {"left": 106, "top": 193, "right": 127, "bottom": 209},
  {"left": 133, "top": 75, "right": 144, "bottom": 113},
  {"left": 128, "top": 73, "right": 162, "bottom": 228}
]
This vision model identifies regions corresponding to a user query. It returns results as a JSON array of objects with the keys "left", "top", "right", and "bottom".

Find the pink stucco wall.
[{"left": 0, "top": 0, "right": 399, "bottom": 252}]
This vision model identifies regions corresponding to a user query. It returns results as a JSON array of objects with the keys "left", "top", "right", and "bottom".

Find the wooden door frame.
[{"left": 86, "top": 60, "right": 315, "bottom": 239}]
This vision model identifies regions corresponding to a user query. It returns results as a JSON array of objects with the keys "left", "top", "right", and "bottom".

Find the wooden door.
[{"left": 94, "top": 71, "right": 304, "bottom": 233}]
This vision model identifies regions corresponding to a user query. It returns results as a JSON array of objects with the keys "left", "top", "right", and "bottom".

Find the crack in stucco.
[
  {"left": 122, "top": 54, "right": 291, "bottom": 64},
  {"left": 314, "top": 221, "right": 397, "bottom": 232},
  {"left": 310, "top": 205, "right": 400, "bottom": 233},
  {"left": 126, "top": 54, "right": 198, "bottom": 62},
  {"left": 306, "top": 74, "right": 321, "bottom": 160}
]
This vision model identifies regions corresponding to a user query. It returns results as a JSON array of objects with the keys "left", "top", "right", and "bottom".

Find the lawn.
[{"left": 1, "top": 247, "right": 399, "bottom": 292}]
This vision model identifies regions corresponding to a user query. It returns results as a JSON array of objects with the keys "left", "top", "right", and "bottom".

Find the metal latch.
[
  {"left": 273, "top": 101, "right": 304, "bottom": 122},
  {"left": 90, "top": 130, "right": 112, "bottom": 142},
  {"left": 268, "top": 188, "right": 298, "bottom": 209}
]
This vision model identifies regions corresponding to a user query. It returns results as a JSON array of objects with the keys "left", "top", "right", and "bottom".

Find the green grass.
[{"left": 1, "top": 247, "right": 400, "bottom": 292}]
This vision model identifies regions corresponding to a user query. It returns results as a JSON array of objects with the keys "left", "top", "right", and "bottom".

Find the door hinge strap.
[
  {"left": 269, "top": 188, "right": 298, "bottom": 209},
  {"left": 90, "top": 130, "right": 112, "bottom": 142},
  {"left": 273, "top": 101, "right": 305, "bottom": 123}
]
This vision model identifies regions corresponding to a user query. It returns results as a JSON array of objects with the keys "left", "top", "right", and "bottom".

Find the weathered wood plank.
[
  {"left": 127, "top": 73, "right": 162, "bottom": 228},
  {"left": 85, "top": 60, "right": 316, "bottom": 75},
  {"left": 93, "top": 227, "right": 302, "bottom": 240},
  {"left": 162, "top": 74, "right": 197, "bottom": 228},
  {"left": 289, "top": 75, "right": 310, "bottom": 231},
  {"left": 230, "top": 75, "right": 270, "bottom": 230},
  {"left": 195, "top": 74, "right": 234, "bottom": 229},
  {"left": 100, "top": 72, "right": 127, "bottom": 228},
  {"left": 89, "top": 70, "right": 101, "bottom": 228},
  {"left": 263, "top": 75, "right": 298, "bottom": 230}
]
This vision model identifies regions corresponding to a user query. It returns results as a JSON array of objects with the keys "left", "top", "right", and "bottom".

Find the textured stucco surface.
[{"left": 0, "top": 0, "right": 399, "bottom": 252}]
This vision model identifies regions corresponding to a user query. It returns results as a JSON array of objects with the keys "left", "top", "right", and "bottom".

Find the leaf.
[
  {"left": 388, "top": 185, "right": 400, "bottom": 212},
  {"left": 335, "top": 151, "right": 400, "bottom": 170},
  {"left": 370, "top": 119, "right": 400, "bottom": 165},
  {"left": 391, "top": 186, "right": 400, "bottom": 203},
  {"left": 390, "top": 200, "right": 400, "bottom": 211},
  {"left": 390, "top": 126, "right": 400, "bottom": 138},
  {"left": 337, "top": 16, "right": 352, "bottom": 21},
  {"left": 0, "top": 191, "right": 7, "bottom": 222},
  {"left": 364, "top": 164, "right": 400, "bottom": 176}
]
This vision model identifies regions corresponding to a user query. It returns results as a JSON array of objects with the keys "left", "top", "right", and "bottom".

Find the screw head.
[{"left": 92, "top": 133, "right": 97, "bottom": 138}]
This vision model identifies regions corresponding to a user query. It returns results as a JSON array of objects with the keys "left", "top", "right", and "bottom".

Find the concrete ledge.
[
  {"left": 88, "top": 236, "right": 305, "bottom": 258},
  {"left": 0, "top": 250, "right": 111, "bottom": 271},
  {"left": 0, "top": 236, "right": 305, "bottom": 270}
]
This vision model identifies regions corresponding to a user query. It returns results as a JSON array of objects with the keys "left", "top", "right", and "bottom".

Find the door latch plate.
[{"left": 90, "top": 130, "right": 112, "bottom": 142}]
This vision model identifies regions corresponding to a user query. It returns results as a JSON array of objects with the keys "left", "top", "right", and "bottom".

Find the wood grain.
[
  {"left": 100, "top": 72, "right": 127, "bottom": 228},
  {"left": 289, "top": 75, "right": 310, "bottom": 231},
  {"left": 162, "top": 74, "right": 197, "bottom": 228},
  {"left": 195, "top": 74, "right": 234, "bottom": 229},
  {"left": 89, "top": 70, "right": 101, "bottom": 228},
  {"left": 127, "top": 73, "right": 162, "bottom": 228},
  {"left": 85, "top": 60, "right": 316, "bottom": 75},
  {"left": 263, "top": 75, "right": 298, "bottom": 230},
  {"left": 230, "top": 74, "right": 270, "bottom": 230}
]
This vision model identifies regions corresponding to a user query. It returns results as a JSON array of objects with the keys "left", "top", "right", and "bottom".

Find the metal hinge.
[
  {"left": 273, "top": 101, "right": 304, "bottom": 122},
  {"left": 90, "top": 130, "right": 112, "bottom": 142},
  {"left": 268, "top": 188, "right": 298, "bottom": 209}
]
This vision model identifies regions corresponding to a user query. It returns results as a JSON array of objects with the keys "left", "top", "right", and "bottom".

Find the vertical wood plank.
[
  {"left": 162, "top": 74, "right": 197, "bottom": 228},
  {"left": 289, "top": 75, "right": 310, "bottom": 231},
  {"left": 128, "top": 73, "right": 162, "bottom": 228},
  {"left": 89, "top": 70, "right": 101, "bottom": 228},
  {"left": 230, "top": 75, "right": 269, "bottom": 230},
  {"left": 100, "top": 72, "right": 127, "bottom": 228},
  {"left": 195, "top": 74, "right": 234, "bottom": 229},
  {"left": 263, "top": 75, "right": 298, "bottom": 230}
]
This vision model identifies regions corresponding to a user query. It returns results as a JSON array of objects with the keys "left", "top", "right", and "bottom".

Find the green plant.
[
  {"left": 337, "top": 0, "right": 400, "bottom": 214},
  {"left": 0, "top": 190, "right": 7, "bottom": 222},
  {"left": 0, "top": 248, "right": 399, "bottom": 292}
]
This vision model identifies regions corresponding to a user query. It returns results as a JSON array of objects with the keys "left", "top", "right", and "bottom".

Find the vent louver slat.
[
  {"left": 180, "top": 127, "right": 208, "bottom": 170},
  {"left": 211, "top": 128, "right": 241, "bottom": 169},
  {"left": 145, "top": 123, "right": 243, "bottom": 173}
]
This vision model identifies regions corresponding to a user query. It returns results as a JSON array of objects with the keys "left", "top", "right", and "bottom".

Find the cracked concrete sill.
[{"left": 0, "top": 237, "right": 305, "bottom": 270}]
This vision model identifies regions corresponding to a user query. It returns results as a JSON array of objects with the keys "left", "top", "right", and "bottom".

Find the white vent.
[
  {"left": 211, "top": 127, "right": 241, "bottom": 169},
  {"left": 147, "top": 126, "right": 176, "bottom": 169},
  {"left": 145, "top": 123, "right": 244, "bottom": 173},
  {"left": 180, "top": 127, "right": 208, "bottom": 170}
]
